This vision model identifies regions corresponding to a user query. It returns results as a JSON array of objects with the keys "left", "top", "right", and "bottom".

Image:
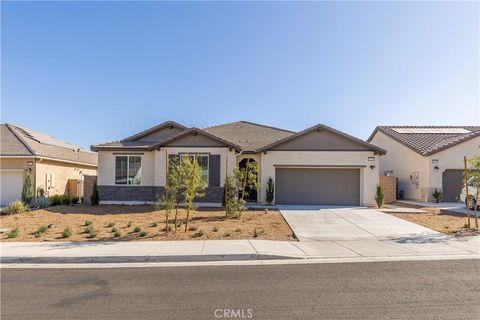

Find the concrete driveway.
[{"left": 277, "top": 205, "right": 440, "bottom": 241}]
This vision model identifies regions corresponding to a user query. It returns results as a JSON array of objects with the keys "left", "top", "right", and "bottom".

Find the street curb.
[{"left": 0, "top": 253, "right": 300, "bottom": 264}]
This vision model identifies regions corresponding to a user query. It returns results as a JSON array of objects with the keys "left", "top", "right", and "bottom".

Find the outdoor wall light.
[
  {"left": 369, "top": 165, "right": 376, "bottom": 170},
  {"left": 368, "top": 157, "right": 375, "bottom": 161},
  {"left": 434, "top": 165, "right": 439, "bottom": 172}
]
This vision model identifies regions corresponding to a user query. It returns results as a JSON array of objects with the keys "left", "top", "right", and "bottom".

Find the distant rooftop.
[
  {"left": 1, "top": 124, "right": 97, "bottom": 166},
  {"left": 369, "top": 126, "right": 480, "bottom": 156}
]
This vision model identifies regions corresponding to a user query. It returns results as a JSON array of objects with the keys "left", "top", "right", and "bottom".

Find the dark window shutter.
[{"left": 208, "top": 154, "right": 221, "bottom": 187}]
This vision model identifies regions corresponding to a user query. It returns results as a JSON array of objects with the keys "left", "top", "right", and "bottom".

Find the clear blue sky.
[{"left": 1, "top": 1, "right": 479, "bottom": 149}]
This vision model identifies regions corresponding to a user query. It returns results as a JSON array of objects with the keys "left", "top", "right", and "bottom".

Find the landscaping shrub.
[
  {"left": 34, "top": 225, "right": 48, "bottom": 238},
  {"left": 223, "top": 232, "right": 231, "bottom": 237},
  {"left": 176, "top": 220, "right": 183, "bottom": 228},
  {"left": 266, "top": 177, "right": 274, "bottom": 204},
  {"left": 7, "top": 228, "right": 19, "bottom": 239},
  {"left": 213, "top": 226, "right": 219, "bottom": 232},
  {"left": 31, "top": 197, "right": 50, "bottom": 209},
  {"left": 85, "top": 225, "right": 97, "bottom": 238},
  {"left": 127, "top": 221, "right": 132, "bottom": 228},
  {"left": 107, "top": 222, "right": 115, "bottom": 228},
  {"left": 49, "top": 195, "right": 70, "bottom": 206},
  {"left": 224, "top": 175, "right": 245, "bottom": 219},
  {"left": 70, "top": 196, "right": 80, "bottom": 205},
  {"left": 90, "top": 181, "right": 99, "bottom": 206},
  {"left": 62, "top": 227, "right": 72, "bottom": 238},
  {"left": 193, "top": 229, "right": 205, "bottom": 238},
  {"left": 163, "top": 225, "right": 173, "bottom": 232},
  {"left": 151, "top": 221, "right": 158, "bottom": 227},
  {"left": 111, "top": 227, "right": 119, "bottom": 233},
  {"left": 375, "top": 185, "right": 384, "bottom": 208},
  {"left": 139, "top": 231, "right": 147, "bottom": 237},
  {"left": 114, "top": 230, "right": 121, "bottom": 237},
  {"left": 133, "top": 226, "right": 142, "bottom": 233},
  {"left": 188, "top": 225, "right": 198, "bottom": 231},
  {"left": 432, "top": 188, "right": 443, "bottom": 203},
  {"left": 21, "top": 173, "right": 34, "bottom": 204},
  {"left": 2, "top": 200, "right": 28, "bottom": 215},
  {"left": 253, "top": 228, "right": 264, "bottom": 238},
  {"left": 84, "top": 220, "right": 93, "bottom": 226}
]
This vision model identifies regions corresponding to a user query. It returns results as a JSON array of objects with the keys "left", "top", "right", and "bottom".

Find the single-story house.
[
  {"left": 92, "top": 121, "right": 385, "bottom": 206},
  {"left": 0, "top": 124, "right": 98, "bottom": 205},
  {"left": 368, "top": 126, "right": 480, "bottom": 202}
]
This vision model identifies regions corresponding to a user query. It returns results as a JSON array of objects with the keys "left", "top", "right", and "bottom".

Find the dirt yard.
[
  {"left": 388, "top": 202, "right": 479, "bottom": 236},
  {"left": 0, "top": 205, "right": 294, "bottom": 242}
]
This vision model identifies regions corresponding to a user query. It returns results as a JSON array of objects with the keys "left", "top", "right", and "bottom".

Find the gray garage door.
[
  {"left": 442, "top": 169, "right": 464, "bottom": 202},
  {"left": 275, "top": 168, "right": 360, "bottom": 205}
]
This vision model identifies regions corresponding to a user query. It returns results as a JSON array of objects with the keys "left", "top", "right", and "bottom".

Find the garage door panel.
[
  {"left": 275, "top": 168, "right": 360, "bottom": 205},
  {"left": 1, "top": 171, "right": 24, "bottom": 206},
  {"left": 442, "top": 169, "right": 463, "bottom": 202}
]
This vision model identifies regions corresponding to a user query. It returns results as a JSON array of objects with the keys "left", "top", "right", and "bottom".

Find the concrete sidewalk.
[
  {"left": 1, "top": 236, "right": 478, "bottom": 265},
  {"left": 397, "top": 200, "right": 468, "bottom": 215}
]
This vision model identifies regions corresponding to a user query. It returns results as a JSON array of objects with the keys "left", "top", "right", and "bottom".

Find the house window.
[
  {"left": 179, "top": 154, "right": 209, "bottom": 183},
  {"left": 115, "top": 156, "right": 142, "bottom": 185}
]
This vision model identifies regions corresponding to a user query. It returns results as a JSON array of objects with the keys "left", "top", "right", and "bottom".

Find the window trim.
[{"left": 115, "top": 155, "right": 142, "bottom": 186}]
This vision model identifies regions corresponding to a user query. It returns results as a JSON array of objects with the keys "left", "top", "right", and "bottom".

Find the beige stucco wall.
[
  {"left": 154, "top": 147, "right": 236, "bottom": 187},
  {"left": 259, "top": 151, "right": 380, "bottom": 206},
  {"left": 370, "top": 132, "right": 428, "bottom": 200},
  {"left": 35, "top": 159, "right": 97, "bottom": 196},
  {"left": 427, "top": 136, "right": 480, "bottom": 198},
  {"left": 371, "top": 132, "right": 480, "bottom": 201},
  {"left": 97, "top": 151, "right": 155, "bottom": 186}
]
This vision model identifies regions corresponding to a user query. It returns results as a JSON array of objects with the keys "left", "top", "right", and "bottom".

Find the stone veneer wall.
[
  {"left": 379, "top": 176, "right": 397, "bottom": 204},
  {"left": 98, "top": 186, "right": 224, "bottom": 203}
]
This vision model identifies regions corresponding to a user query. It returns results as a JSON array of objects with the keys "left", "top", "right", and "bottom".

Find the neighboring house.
[
  {"left": 0, "top": 124, "right": 98, "bottom": 205},
  {"left": 92, "top": 121, "right": 385, "bottom": 206},
  {"left": 368, "top": 126, "right": 480, "bottom": 202}
]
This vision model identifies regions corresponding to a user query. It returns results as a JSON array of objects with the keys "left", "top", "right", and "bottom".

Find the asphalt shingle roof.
[
  {"left": 1, "top": 124, "right": 97, "bottom": 166},
  {"left": 369, "top": 126, "right": 480, "bottom": 156},
  {"left": 203, "top": 121, "right": 294, "bottom": 152}
]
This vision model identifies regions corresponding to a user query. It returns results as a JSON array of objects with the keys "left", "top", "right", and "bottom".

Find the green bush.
[
  {"left": 2, "top": 200, "right": 28, "bottom": 215},
  {"left": 90, "top": 181, "right": 99, "bottom": 206},
  {"left": 266, "top": 177, "right": 274, "bottom": 204},
  {"left": 111, "top": 226, "right": 119, "bottom": 233},
  {"left": 193, "top": 229, "right": 205, "bottom": 238},
  {"left": 62, "top": 227, "right": 72, "bottom": 238},
  {"left": 253, "top": 228, "right": 264, "bottom": 238},
  {"left": 31, "top": 197, "right": 50, "bottom": 209},
  {"left": 114, "top": 230, "right": 121, "bottom": 237},
  {"left": 107, "top": 222, "right": 115, "bottom": 228},
  {"left": 432, "top": 188, "right": 443, "bottom": 203},
  {"left": 151, "top": 221, "right": 158, "bottom": 227},
  {"left": 133, "top": 226, "right": 142, "bottom": 233},
  {"left": 84, "top": 220, "right": 93, "bottom": 226},
  {"left": 70, "top": 196, "right": 80, "bottom": 205},
  {"left": 49, "top": 195, "right": 70, "bottom": 206},
  {"left": 7, "top": 228, "right": 19, "bottom": 238},
  {"left": 188, "top": 225, "right": 198, "bottom": 231},
  {"left": 85, "top": 225, "right": 97, "bottom": 238},
  {"left": 21, "top": 173, "right": 34, "bottom": 204},
  {"left": 139, "top": 231, "right": 147, "bottom": 237},
  {"left": 127, "top": 221, "right": 132, "bottom": 228},
  {"left": 213, "top": 226, "right": 219, "bottom": 232},
  {"left": 375, "top": 185, "right": 385, "bottom": 208},
  {"left": 176, "top": 220, "right": 183, "bottom": 228},
  {"left": 34, "top": 225, "right": 48, "bottom": 238}
]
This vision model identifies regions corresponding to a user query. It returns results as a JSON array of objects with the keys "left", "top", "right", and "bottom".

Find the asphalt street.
[{"left": 1, "top": 260, "right": 479, "bottom": 320}]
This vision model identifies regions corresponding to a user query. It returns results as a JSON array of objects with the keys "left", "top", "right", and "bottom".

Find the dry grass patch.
[
  {"left": 0, "top": 205, "right": 294, "bottom": 242},
  {"left": 389, "top": 202, "right": 479, "bottom": 236}
]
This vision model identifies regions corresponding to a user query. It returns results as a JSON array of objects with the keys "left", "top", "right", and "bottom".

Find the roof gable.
[
  {"left": 123, "top": 121, "right": 187, "bottom": 141},
  {"left": 260, "top": 124, "right": 386, "bottom": 154},
  {"left": 0, "top": 124, "right": 33, "bottom": 155},
  {"left": 204, "top": 121, "right": 294, "bottom": 151},
  {"left": 368, "top": 126, "right": 480, "bottom": 156},
  {"left": 151, "top": 128, "right": 241, "bottom": 151}
]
